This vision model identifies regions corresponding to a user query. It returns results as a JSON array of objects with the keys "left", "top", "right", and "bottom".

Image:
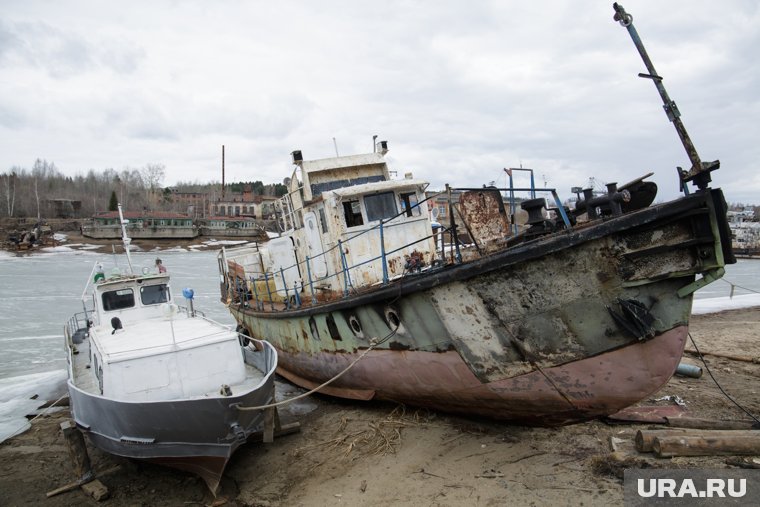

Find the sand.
[{"left": 2, "top": 307, "right": 759, "bottom": 506}]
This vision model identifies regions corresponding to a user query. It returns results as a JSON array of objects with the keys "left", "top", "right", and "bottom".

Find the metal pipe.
[
  {"left": 675, "top": 363, "right": 703, "bottom": 379},
  {"left": 263, "top": 271, "right": 275, "bottom": 311},
  {"left": 380, "top": 219, "right": 389, "bottom": 284},
  {"left": 280, "top": 267, "right": 290, "bottom": 309},
  {"left": 338, "top": 239, "right": 352, "bottom": 296},
  {"left": 250, "top": 275, "right": 262, "bottom": 311},
  {"left": 305, "top": 255, "right": 317, "bottom": 305}
]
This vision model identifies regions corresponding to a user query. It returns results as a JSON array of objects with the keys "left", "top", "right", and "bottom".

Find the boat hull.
[
  {"left": 273, "top": 325, "right": 687, "bottom": 425},
  {"left": 67, "top": 346, "right": 276, "bottom": 492},
  {"left": 226, "top": 189, "right": 732, "bottom": 425}
]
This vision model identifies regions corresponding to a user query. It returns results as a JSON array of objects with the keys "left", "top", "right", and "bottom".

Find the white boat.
[{"left": 64, "top": 205, "right": 277, "bottom": 493}]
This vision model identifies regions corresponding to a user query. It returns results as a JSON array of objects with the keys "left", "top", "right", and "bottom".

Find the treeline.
[{"left": 0, "top": 159, "right": 287, "bottom": 219}]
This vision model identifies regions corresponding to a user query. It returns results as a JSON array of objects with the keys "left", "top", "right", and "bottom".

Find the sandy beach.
[{"left": 1, "top": 306, "right": 759, "bottom": 506}]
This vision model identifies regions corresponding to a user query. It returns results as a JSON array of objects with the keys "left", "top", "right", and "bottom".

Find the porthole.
[
  {"left": 349, "top": 315, "right": 362, "bottom": 335},
  {"left": 385, "top": 308, "right": 401, "bottom": 329}
]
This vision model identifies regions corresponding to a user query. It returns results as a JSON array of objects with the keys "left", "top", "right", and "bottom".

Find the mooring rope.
[
  {"left": 719, "top": 277, "right": 760, "bottom": 298},
  {"left": 236, "top": 324, "right": 399, "bottom": 412},
  {"left": 687, "top": 332, "right": 760, "bottom": 427}
]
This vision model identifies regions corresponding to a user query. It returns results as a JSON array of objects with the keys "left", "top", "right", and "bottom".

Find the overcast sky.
[{"left": 2, "top": 1, "right": 758, "bottom": 204}]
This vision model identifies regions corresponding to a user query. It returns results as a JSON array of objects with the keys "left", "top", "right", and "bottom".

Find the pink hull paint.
[{"left": 276, "top": 325, "right": 688, "bottom": 425}]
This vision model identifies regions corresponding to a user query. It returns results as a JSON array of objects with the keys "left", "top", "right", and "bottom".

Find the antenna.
[
  {"left": 613, "top": 3, "right": 719, "bottom": 190},
  {"left": 221, "top": 145, "right": 225, "bottom": 199},
  {"left": 117, "top": 203, "right": 134, "bottom": 274},
  {"left": 333, "top": 137, "right": 340, "bottom": 157}
]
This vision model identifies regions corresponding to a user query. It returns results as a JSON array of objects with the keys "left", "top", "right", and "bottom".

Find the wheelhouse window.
[
  {"left": 364, "top": 191, "right": 398, "bottom": 222},
  {"left": 343, "top": 199, "right": 364, "bottom": 227},
  {"left": 140, "top": 284, "right": 170, "bottom": 305},
  {"left": 400, "top": 192, "right": 421, "bottom": 217},
  {"left": 102, "top": 288, "right": 135, "bottom": 311}
]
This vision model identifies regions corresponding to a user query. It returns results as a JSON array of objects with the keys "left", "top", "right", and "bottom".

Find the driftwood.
[
  {"left": 635, "top": 429, "right": 751, "bottom": 453},
  {"left": 653, "top": 433, "right": 760, "bottom": 458},
  {"left": 665, "top": 416, "right": 758, "bottom": 430}
]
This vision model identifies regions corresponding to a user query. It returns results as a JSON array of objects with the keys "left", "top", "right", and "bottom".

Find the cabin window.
[
  {"left": 400, "top": 192, "right": 421, "bottom": 217},
  {"left": 140, "top": 284, "right": 170, "bottom": 305},
  {"left": 102, "top": 288, "right": 135, "bottom": 311},
  {"left": 364, "top": 191, "right": 398, "bottom": 222},
  {"left": 342, "top": 200, "right": 364, "bottom": 227}
]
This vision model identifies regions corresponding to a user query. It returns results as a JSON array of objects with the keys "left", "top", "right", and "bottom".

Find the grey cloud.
[{"left": 0, "top": 19, "right": 143, "bottom": 77}]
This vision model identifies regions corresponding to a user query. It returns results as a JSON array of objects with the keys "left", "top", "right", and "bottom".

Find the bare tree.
[
  {"left": 2, "top": 169, "right": 18, "bottom": 217},
  {"left": 142, "top": 163, "right": 166, "bottom": 209}
]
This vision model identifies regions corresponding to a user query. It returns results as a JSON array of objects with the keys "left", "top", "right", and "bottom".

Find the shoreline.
[{"left": 2, "top": 306, "right": 759, "bottom": 506}]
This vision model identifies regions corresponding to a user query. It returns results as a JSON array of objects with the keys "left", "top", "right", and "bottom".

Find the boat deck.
[{"left": 70, "top": 332, "right": 268, "bottom": 398}]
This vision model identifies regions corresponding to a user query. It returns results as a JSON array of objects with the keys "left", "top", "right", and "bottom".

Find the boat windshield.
[
  {"left": 140, "top": 284, "right": 170, "bottom": 305},
  {"left": 102, "top": 288, "right": 135, "bottom": 311},
  {"left": 364, "top": 191, "right": 398, "bottom": 222}
]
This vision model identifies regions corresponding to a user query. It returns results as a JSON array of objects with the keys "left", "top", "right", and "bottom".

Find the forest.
[{"left": 0, "top": 159, "right": 286, "bottom": 219}]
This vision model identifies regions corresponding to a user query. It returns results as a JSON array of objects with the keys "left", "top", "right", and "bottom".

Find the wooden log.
[
  {"left": 636, "top": 429, "right": 752, "bottom": 453},
  {"left": 60, "top": 420, "right": 92, "bottom": 481},
  {"left": 653, "top": 433, "right": 760, "bottom": 458},
  {"left": 665, "top": 416, "right": 758, "bottom": 430}
]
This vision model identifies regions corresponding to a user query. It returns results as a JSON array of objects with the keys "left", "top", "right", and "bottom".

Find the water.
[{"left": 1, "top": 247, "right": 759, "bottom": 442}]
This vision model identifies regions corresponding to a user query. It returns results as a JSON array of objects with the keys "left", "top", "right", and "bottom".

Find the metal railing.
[
  {"left": 225, "top": 192, "right": 447, "bottom": 311},
  {"left": 224, "top": 184, "right": 572, "bottom": 312}
]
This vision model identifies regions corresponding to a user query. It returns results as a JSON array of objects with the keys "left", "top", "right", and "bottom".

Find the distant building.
[
  {"left": 199, "top": 216, "right": 269, "bottom": 240},
  {"left": 82, "top": 210, "right": 199, "bottom": 239},
  {"left": 209, "top": 185, "right": 278, "bottom": 219},
  {"left": 169, "top": 190, "right": 209, "bottom": 218}
]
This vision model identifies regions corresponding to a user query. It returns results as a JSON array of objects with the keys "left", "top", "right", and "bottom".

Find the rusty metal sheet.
[{"left": 458, "top": 189, "right": 510, "bottom": 252}]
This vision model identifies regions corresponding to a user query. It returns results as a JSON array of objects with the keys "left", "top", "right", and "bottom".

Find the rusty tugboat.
[{"left": 218, "top": 4, "right": 735, "bottom": 425}]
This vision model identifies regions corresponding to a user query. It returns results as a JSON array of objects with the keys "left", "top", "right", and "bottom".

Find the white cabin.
[
  {"left": 87, "top": 273, "right": 245, "bottom": 401},
  {"left": 227, "top": 146, "right": 439, "bottom": 303}
]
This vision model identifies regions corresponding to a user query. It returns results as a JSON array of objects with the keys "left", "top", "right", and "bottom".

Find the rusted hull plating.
[{"left": 273, "top": 326, "right": 687, "bottom": 425}]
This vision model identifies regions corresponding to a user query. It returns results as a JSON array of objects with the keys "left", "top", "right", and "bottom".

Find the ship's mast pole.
[
  {"left": 612, "top": 3, "right": 719, "bottom": 191},
  {"left": 117, "top": 203, "right": 134, "bottom": 274}
]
